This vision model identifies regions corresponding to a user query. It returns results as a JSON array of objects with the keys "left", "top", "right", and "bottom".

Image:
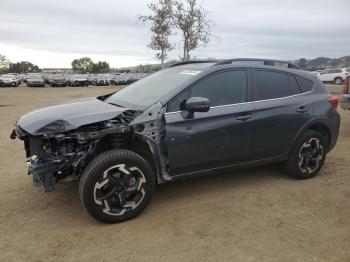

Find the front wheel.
[
  {"left": 79, "top": 149, "right": 155, "bottom": 223},
  {"left": 285, "top": 130, "right": 327, "bottom": 179}
]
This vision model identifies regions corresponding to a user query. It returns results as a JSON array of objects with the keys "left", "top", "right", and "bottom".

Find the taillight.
[
  {"left": 343, "top": 76, "right": 349, "bottom": 94},
  {"left": 328, "top": 96, "right": 339, "bottom": 109}
]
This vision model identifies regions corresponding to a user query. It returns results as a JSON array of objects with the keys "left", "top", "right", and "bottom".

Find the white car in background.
[
  {"left": 0, "top": 74, "right": 21, "bottom": 87},
  {"left": 317, "top": 68, "right": 349, "bottom": 85}
]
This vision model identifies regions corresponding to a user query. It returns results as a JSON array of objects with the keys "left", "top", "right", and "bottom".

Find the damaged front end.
[{"left": 11, "top": 110, "right": 141, "bottom": 192}]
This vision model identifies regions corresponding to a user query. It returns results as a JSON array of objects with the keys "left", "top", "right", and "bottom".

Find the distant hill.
[{"left": 295, "top": 56, "right": 350, "bottom": 70}]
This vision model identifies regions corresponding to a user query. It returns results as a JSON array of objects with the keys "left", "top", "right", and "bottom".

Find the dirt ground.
[{"left": 0, "top": 85, "right": 349, "bottom": 262}]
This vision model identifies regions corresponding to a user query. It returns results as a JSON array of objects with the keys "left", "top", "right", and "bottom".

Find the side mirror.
[{"left": 181, "top": 97, "right": 210, "bottom": 119}]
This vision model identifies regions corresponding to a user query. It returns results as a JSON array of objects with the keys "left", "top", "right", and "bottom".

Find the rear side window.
[
  {"left": 254, "top": 70, "right": 290, "bottom": 100},
  {"left": 298, "top": 77, "right": 314, "bottom": 92}
]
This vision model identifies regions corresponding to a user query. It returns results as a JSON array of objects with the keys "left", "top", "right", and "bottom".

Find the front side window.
[
  {"left": 254, "top": 70, "right": 290, "bottom": 100},
  {"left": 191, "top": 70, "right": 247, "bottom": 107},
  {"left": 167, "top": 70, "right": 247, "bottom": 112}
]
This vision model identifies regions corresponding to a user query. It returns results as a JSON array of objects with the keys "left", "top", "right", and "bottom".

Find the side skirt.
[{"left": 169, "top": 154, "right": 288, "bottom": 182}]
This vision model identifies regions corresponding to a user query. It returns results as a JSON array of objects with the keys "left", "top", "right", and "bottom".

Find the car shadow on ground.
[{"left": 40, "top": 164, "right": 289, "bottom": 223}]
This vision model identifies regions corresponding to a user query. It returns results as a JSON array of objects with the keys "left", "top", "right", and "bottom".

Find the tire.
[
  {"left": 334, "top": 77, "right": 343, "bottom": 85},
  {"left": 79, "top": 149, "right": 155, "bottom": 223},
  {"left": 285, "top": 130, "right": 327, "bottom": 179}
]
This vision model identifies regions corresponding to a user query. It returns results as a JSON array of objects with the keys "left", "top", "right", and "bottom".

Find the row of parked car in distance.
[
  {"left": 2, "top": 67, "right": 349, "bottom": 87},
  {"left": 0, "top": 73, "right": 149, "bottom": 87}
]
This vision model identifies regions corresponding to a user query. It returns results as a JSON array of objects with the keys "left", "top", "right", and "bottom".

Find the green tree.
[
  {"left": 0, "top": 54, "right": 10, "bottom": 73},
  {"left": 137, "top": 64, "right": 154, "bottom": 73},
  {"left": 71, "top": 57, "right": 94, "bottom": 73},
  {"left": 139, "top": 0, "right": 173, "bottom": 68},
  {"left": 8, "top": 61, "right": 41, "bottom": 73},
  {"left": 92, "top": 61, "right": 110, "bottom": 73}
]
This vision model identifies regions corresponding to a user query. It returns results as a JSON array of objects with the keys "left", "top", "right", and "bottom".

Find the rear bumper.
[
  {"left": 340, "top": 94, "right": 350, "bottom": 110},
  {"left": 328, "top": 112, "right": 340, "bottom": 152}
]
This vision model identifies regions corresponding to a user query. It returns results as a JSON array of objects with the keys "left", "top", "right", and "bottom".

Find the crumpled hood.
[{"left": 17, "top": 98, "right": 128, "bottom": 135}]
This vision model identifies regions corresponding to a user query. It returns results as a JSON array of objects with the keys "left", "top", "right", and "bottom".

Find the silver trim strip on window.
[{"left": 164, "top": 91, "right": 312, "bottom": 115}]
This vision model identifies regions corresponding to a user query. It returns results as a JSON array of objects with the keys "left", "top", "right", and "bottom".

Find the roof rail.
[
  {"left": 169, "top": 60, "right": 218, "bottom": 67},
  {"left": 214, "top": 58, "right": 301, "bottom": 70}
]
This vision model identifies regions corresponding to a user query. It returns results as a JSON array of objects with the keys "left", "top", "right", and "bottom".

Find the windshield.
[{"left": 106, "top": 68, "right": 201, "bottom": 108}]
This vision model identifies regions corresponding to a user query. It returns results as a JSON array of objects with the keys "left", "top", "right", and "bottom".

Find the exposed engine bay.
[{"left": 11, "top": 110, "right": 143, "bottom": 192}]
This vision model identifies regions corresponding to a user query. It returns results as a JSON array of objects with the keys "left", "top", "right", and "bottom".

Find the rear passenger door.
[{"left": 252, "top": 69, "right": 312, "bottom": 160}]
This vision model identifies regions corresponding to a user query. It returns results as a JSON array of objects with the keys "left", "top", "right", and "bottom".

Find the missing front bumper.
[{"left": 29, "top": 157, "right": 61, "bottom": 192}]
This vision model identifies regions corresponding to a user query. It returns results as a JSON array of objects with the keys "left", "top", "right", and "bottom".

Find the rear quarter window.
[
  {"left": 289, "top": 76, "right": 302, "bottom": 95},
  {"left": 298, "top": 77, "right": 314, "bottom": 92}
]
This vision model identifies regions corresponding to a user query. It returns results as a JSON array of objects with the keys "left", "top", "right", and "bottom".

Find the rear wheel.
[
  {"left": 286, "top": 130, "right": 327, "bottom": 179},
  {"left": 334, "top": 77, "right": 343, "bottom": 85},
  {"left": 79, "top": 149, "right": 155, "bottom": 223}
]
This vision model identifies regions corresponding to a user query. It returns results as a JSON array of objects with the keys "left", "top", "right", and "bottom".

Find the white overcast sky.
[{"left": 0, "top": 0, "right": 349, "bottom": 68}]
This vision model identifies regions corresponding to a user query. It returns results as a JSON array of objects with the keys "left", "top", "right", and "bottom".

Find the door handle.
[
  {"left": 296, "top": 106, "right": 309, "bottom": 113},
  {"left": 236, "top": 114, "right": 253, "bottom": 121}
]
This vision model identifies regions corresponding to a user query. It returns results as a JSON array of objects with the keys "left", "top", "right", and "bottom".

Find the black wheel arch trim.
[{"left": 288, "top": 117, "right": 332, "bottom": 155}]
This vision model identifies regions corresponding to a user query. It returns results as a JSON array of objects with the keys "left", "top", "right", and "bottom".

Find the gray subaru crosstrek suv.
[{"left": 11, "top": 59, "right": 340, "bottom": 223}]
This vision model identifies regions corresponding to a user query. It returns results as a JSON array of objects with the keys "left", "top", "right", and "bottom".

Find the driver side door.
[{"left": 164, "top": 69, "right": 254, "bottom": 176}]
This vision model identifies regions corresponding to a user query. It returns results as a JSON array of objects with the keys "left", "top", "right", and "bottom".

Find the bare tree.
[
  {"left": 139, "top": 0, "right": 173, "bottom": 69},
  {"left": 173, "top": 0, "right": 213, "bottom": 61}
]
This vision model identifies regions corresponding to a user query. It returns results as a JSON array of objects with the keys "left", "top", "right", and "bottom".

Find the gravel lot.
[{"left": 0, "top": 85, "right": 349, "bottom": 262}]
